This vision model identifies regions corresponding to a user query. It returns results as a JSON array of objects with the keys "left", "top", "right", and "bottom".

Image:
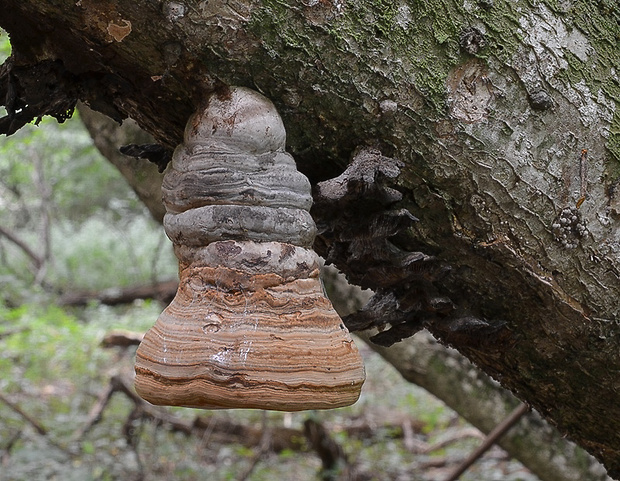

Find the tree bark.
[
  {"left": 72, "top": 104, "right": 613, "bottom": 479},
  {"left": 361, "top": 331, "right": 611, "bottom": 481},
  {"left": 76, "top": 104, "right": 166, "bottom": 223},
  {"left": 2, "top": 0, "right": 620, "bottom": 476},
  {"left": 324, "top": 265, "right": 611, "bottom": 481}
]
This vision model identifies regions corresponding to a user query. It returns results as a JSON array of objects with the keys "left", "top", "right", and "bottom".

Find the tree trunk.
[
  {"left": 324, "top": 265, "right": 612, "bottom": 481},
  {"left": 2, "top": 1, "right": 620, "bottom": 476},
  {"left": 76, "top": 103, "right": 166, "bottom": 223},
  {"left": 360, "top": 331, "right": 612, "bottom": 481},
  {"left": 80, "top": 106, "right": 611, "bottom": 480}
]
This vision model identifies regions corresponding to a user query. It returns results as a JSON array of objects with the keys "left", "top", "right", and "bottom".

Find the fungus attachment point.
[{"left": 134, "top": 87, "right": 365, "bottom": 411}]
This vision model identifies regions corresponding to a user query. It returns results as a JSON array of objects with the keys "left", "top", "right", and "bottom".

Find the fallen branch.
[
  {"left": 74, "top": 374, "right": 305, "bottom": 453},
  {"left": 79, "top": 372, "right": 479, "bottom": 473},
  {"left": 100, "top": 329, "right": 144, "bottom": 348},
  {"left": 0, "top": 391, "right": 70, "bottom": 455},
  {"left": 0, "top": 429, "right": 22, "bottom": 465},
  {"left": 443, "top": 403, "right": 530, "bottom": 481},
  {"left": 304, "top": 417, "right": 354, "bottom": 481},
  {"left": 72, "top": 374, "right": 194, "bottom": 442},
  {"left": 80, "top": 356, "right": 487, "bottom": 460},
  {"left": 59, "top": 279, "right": 178, "bottom": 307},
  {"left": 71, "top": 381, "right": 117, "bottom": 441},
  {"left": 192, "top": 415, "right": 304, "bottom": 453},
  {"left": 75, "top": 367, "right": 529, "bottom": 480},
  {"left": 407, "top": 427, "right": 484, "bottom": 455},
  {"left": 0, "top": 224, "right": 44, "bottom": 270},
  {"left": 0, "top": 392, "right": 47, "bottom": 436},
  {"left": 417, "top": 448, "right": 512, "bottom": 471}
]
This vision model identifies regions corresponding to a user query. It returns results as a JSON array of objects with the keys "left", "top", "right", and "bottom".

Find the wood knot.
[{"left": 459, "top": 27, "right": 486, "bottom": 55}]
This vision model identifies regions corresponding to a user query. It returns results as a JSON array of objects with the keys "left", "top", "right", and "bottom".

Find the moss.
[
  {"left": 325, "top": 1, "right": 465, "bottom": 111},
  {"left": 249, "top": 0, "right": 544, "bottom": 117},
  {"left": 249, "top": 0, "right": 464, "bottom": 113},
  {"left": 546, "top": 1, "right": 620, "bottom": 177},
  {"left": 249, "top": 0, "right": 619, "bottom": 165},
  {"left": 248, "top": 0, "right": 309, "bottom": 53}
]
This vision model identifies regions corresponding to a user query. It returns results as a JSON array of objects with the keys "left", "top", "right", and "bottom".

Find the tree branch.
[
  {"left": 443, "top": 403, "right": 530, "bottom": 481},
  {"left": 2, "top": 0, "right": 620, "bottom": 474},
  {"left": 0, "top": 224, "right": 43, "bottom": 270}
]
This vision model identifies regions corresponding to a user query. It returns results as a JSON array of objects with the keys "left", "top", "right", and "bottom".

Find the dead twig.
[
  {"left": 0, "top": 391, "right": 70, "bottom": 454},
  {"left": 443, "top": 403, "right": 529, "bottom": 481},
  {"left": 100, "top": 329, "right": 144, "bottom": 348},
  {"left": 1, "top": 429, "right": 22, "bottom": 466},
  {"left": 0, "top": 391, "right": 48, "bottom": 435},
  {"left": 192, "top": 415, "right": 303, "bottom": 453},
  {"left": 237, "top": 411, "right": 271, "bottom": 481},
  {"left": 0, "top": 327, "right": 30, "bottom": 340},
  {"left": 31, "top": 147, "right": 52, "bottom": 285},
  {"left": 304, "top": 417, "right": 356, "bottom": 481},
  {"left": 71, "top": 382, "right": 116, "bottom": 441},
  {"left": 73, "top": 374, "right": 193, "bottom": 441},
  {"left": 0, "top": 224, "right": 44, "bottom": 271},
  {"left": 59, "top": 280, "right": 178, "bottom": 307}
]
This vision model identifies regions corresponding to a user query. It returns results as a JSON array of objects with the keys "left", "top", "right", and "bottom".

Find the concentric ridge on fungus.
[{"left": 134, "top": 87, "right": 366, "bottom": 411}]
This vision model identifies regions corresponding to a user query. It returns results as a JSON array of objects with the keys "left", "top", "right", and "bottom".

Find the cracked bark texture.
[
  {"left": 1, "top": 0, "right": 620, "bottom": 477},
  {"left": 361, "top": 331, "right": 612, "bottom": 481},
  {"left": 322, "top": 266, "right": 612, "bottom": 481}
]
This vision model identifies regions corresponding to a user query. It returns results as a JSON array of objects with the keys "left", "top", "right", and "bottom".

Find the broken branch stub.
[
  {"left": 312, "top": 148, "right": 455, "bottom": 346},
  {"left": 312, "top": 149, "right": 510, "bottom": 350},
  {"left": 134, "top": 87, "right": 365, "bottom": 411}
]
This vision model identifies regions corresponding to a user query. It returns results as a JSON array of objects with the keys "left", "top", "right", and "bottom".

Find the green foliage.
[
  {"left": 0, "top": 301, "right": 157, "bottom": 391},
  {"left": 0, "top": 29, "right": 10, "bottom": 59},
  {"left": 49, "top": 216, "right": 176, "bottom": 291},
  {"left": 0, "top": 116, "right": 143, "bottom": 223},
  {"left": 0, "top": 115, "right": 177, "bottom": 304},
  {"left": 2, "top": 304, "right": 86, "bottom": 384}
]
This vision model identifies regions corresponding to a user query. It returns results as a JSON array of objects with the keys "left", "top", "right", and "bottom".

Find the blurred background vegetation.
[{"left": 0, "top": 30, "right": 537, "bottom": 481}]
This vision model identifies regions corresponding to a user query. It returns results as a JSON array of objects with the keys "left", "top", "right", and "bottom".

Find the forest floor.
[{"left": 0, "top": 300, "right": 539, "bottom": 481}]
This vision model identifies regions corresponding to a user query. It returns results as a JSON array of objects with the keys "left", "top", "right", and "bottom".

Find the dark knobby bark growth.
[
  {"left": 313, "top": 148, "right": 510, "bottom": 349},
  {"left": 0, "top": 58, "right": 77, "bottom": 135}
]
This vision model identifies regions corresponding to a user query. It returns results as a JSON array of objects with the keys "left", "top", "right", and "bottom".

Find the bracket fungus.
[{"left": 134, "top": 87, "right": 366, "bottom": 411}]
